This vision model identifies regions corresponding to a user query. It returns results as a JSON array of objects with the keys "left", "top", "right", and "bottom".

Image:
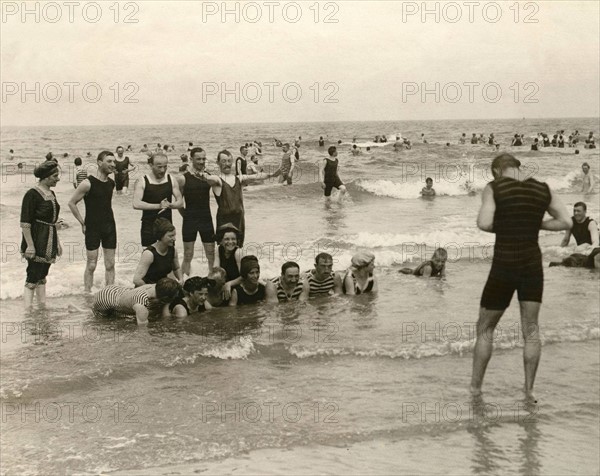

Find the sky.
[{"left": 1, "top": 0, "right": 599, "bottom": 126}]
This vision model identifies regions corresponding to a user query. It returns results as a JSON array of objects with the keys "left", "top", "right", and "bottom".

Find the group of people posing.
[{"left": 19, "top": 143, "right": 350, "bottom": 322}]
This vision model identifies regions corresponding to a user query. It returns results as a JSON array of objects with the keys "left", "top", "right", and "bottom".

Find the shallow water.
[{"left": 1, "top": 118, "right": 599, "bottom": 475}]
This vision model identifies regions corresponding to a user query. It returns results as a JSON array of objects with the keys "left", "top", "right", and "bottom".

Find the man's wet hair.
[
  {"left": 217, "top": 149, "right": 233, "bottom": 161},
  {"left": 281, "top": 261, "right": 300, "bottom": 275},
  {"left": 189, "top": 147, "right": 205, "bottom": 158},
  {"left": 315, "top": 252, "right": 333, "bottom": 265},
  {"left": 425, "top": 177, "right": 433, "bottom": 183},
  {"left": 148, "top": 151, "right": 168, "bottom": 164},
  {"left": 328, "top": 146, "right": 337, "bottom": 156},
  {"left": 574, "top": 201, "right": 587, "bottom": 211},
  {"left": 491, "top": 153, "right": 521, "bottom": 178},
  {"left": 97, "top": 150, "right": 114, "bottom": 162},
  {"left": 183, "top": 276, "right": 215, "bottom": 293}
]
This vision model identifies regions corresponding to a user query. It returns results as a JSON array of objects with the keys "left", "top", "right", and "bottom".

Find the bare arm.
[
  {"left": 333, "top": 273, "right": 342, "bottom": 294},
  {"left": 133, "top": 304, "right": 149, "bottom": 325},
  {"left": 133, "top": 250, "right": 154, "bottom": 287},
  {"left": 476, "top": 184, "right": 495, "bottom": 233},
  {"left": 68, "top": 179, "right": 91, "bottom": 231},
  {"left": 540, "top": 190, "right": 572, "bottom": 231},
  {"left": 343, "top": 271, "right": 355, "bottom": 295},
  {"left": 301, "top": 279, "right": 310, "bottom": 300},
  {"left": 228, "top": 289, "right": 238, "bottom": 307},
  {"left": 132, "top": 177, "right": 160, "bottom": 211},
  {"left": 265, "top": 280, "right": 278, "bottom": 304},
  {"left": 176, "top": 175, "right": 186, "bottom": 218},
  {"left": 589, "top": 221, "right": 599, "bottom": 248},
  {"left": 421, "top": 265, "right": 433, "bottom": 278},
  {"left": 172, "top": 249, "right": 182, "bottom": 282},
  {"left": 240, "top": 171, "right": 271, "bottom": 183},
  {"left": 172, "top": 303, "right": 189, "bottom": 318},
  {"left": 560, "top": 229, "right": 572, "bottom": 247},
  {"left": 168, "top": 175, "right": 184, "bottom": 209}
]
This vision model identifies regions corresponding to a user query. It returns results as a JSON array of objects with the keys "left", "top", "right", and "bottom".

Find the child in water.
[
  {"left": 420, "top": 177, "right": 436, "bottom": 197},
  {"left": 400, "top": 248, "right": 447, "bottom": 277}
]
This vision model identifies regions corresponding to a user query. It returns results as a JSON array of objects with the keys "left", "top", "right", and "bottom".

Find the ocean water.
[{"left": 0, "top": 118, "right": 599, "bottom": 475}]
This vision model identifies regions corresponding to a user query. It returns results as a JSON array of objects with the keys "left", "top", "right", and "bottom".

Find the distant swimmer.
[
  {"left": 273, "top": 138, "right": 283, "bottom": 147},
  {"left": 560, "top": 201, "right": 599, "bottom": 250},
  {"left": 236, "top": 146, "right": 249, "bottom": 177},
  {"left": 302, "top": 252, "right": 343, "bottom": 298},
  {"left": 179, "top": 154, "right": 190, "bottom": 173},
  {"left": 7, "top": 149, "right": 14, "bottom": 161},
  {"left": 271, "top": 143, "right": 295, "bottom": 185},
  {"left": 92, "top": 278, "right": 182, "bottom": 326},
  {"left": 403, "top": 138, "right": 412, "bottom": 150},
  {"left": 201, "top": 150, "right": 272, "bottom": 246},
  {"left": 73, "top": 157, "right": 88, "bottom": 188},
  {"left": 459, "top": 133, "right": 466, "bottom": 144},
  {"left": 132, "top": 152, "right": 183, "bottom": 247},
  {"left": 420, "top": 177, "right": 436, "bottom": 197},
  {"left": 267, "top": 261, "right": 306, "bottom": 303},
  {"left": 114, "top": 145, "right": 136, "bottom": 195},
  {"left": 351, "top": 144, "right": 361, "bottom": 156},
  {"left": 580, "top": 162, "right": 596, "bottom": 194},
  {"left": 320, "top": 146, "right": 346, "bottom": 201},
  {"left": 342, "top": 252, "right": 377, "bottom": 294},
  {"left": 478, "top": 134, "right": 486, "bottom": 144},
  {"left": 393, "top": 138, "right": 404, "bottom": 151},
  {"left": 126, "top": 145, "right": 132, "bottom": 152},
  {"left": 421, "top": 133, "right": 428, "bottom": 144},
  {"left": 177, "top": 147, "right": 216, "bottom": 274},
  {"left": 471, "top": 133, "right": 478, "bottom": 144},
  {"left": 246, "top": 155, "right": 262, "bottom": 175},
  {"left": 229, "top": 256, "right": 267, "bottom": 306},
  {"left": 400, "top": 248, "right": 447, "bottom": 277},
  {"left": 511, "top": 134, "right": 523, "bottom": 146},
  {"left": 471, "top": 153, "right": 571, "bottom": 402},
  {"left": 133, "top": 218, "right": 182, "bottom": 287},
  {"left": 487, "top": 133, "right": 495, "bottom": 146},
  {"left": 68, "top": 151, "right": 117, "bottom": 292},
  {"left": 558, "top": 135, "right": 565, "bottom": 148},
  {"left": 45, "top": 152, "right": 55, "bottom": 162},
  {"left": 585, "top": 132, "right": 596, "bottom": 149},
  {"left": 20, "top": 161, "right": 62, "bottom": 308},
  {"left": 140, "top": 144, "right": 149, "bottom": 153},
  {"left": 319, "top": 136, "right": 325, "bottom": 147},
  {"left": 170, "top": 276, "right": 213, "bottom": 317},
  {"left": 531, "top": 138, "right": 540, "bottom": 151}
]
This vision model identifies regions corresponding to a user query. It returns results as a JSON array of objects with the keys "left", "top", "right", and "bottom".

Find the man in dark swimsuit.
[
  {"left": 320, "top": 146, "right": 346, "bottom": 200},
  {"left": 68, "top": 151, "right": 118, "bottom": 292},
  {"left": 560, "top": 201, "right": 599, "bottom": 249},
  {"left": 177, "top": 147, "right": 215, "bottom": 275},
  {"left": 235, "top": 146, "right": 248, "bottom": 177},
  {"left": 200, "top": 150, "right": 271, "bottom": 247},
  {"left": 133, "top": 152, "right": 183, "bottom": 247},
  {"left": 471, "top": 153, "right": 571, "bottom": 402}
]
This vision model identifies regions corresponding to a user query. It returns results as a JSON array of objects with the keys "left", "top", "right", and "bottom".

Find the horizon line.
[{"left": 1, "top": 116, "right": 599, "bottom": 129}]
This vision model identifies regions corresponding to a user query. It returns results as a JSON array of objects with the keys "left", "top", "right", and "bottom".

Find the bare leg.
[
  {"left": 519, "top": 301, "right": 542, "bottom": 402},
  {"left": 338, "top": 185, "right": 347, "bottom": 200},
  {"left": 103, "top": 248, "right": 116, "bottom": 286},
  {"left": 182, "top": 241, "right": 195, "bottom": 277},
  {"left": 202, "top": 242, "right": 215, "bottom": 272},
  {"left": 35, "top": 284, "right": 46, "bottom": 306},
  {"left": 23, "top": 286, "right": 34, "bottom": 308},
  {"left": 84, "top": 249, "right": 99, "bottom": 292},
  {"left": 470, "top": 307, "right": 504, "bottom": 396}
]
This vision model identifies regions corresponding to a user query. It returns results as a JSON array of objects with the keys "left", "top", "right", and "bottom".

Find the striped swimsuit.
[
  {"left": 93, "top": 285, "right": 150, "bottom": 315},
  {"left": 271, "top": 277, "right": 303, "bottom": 302},
  {"left": 305, "top": 271, "right": 335, "bottom": 297}
]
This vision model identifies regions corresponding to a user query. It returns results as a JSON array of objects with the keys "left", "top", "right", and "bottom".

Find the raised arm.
[
  {"left": 476, "top": 184, "right": 495, "bottom": 233},
  {"left": 68, "top": 179, "right": 91, "bottom": 233},
  {"left": 265, "top": 280, "right": 278, "bottom": 304},
  {"left": 240, "top": 171, "right": 272, "bottom": 183},
  {"left": 540, "top": 189, "right": 572, "bottom": 231}
]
